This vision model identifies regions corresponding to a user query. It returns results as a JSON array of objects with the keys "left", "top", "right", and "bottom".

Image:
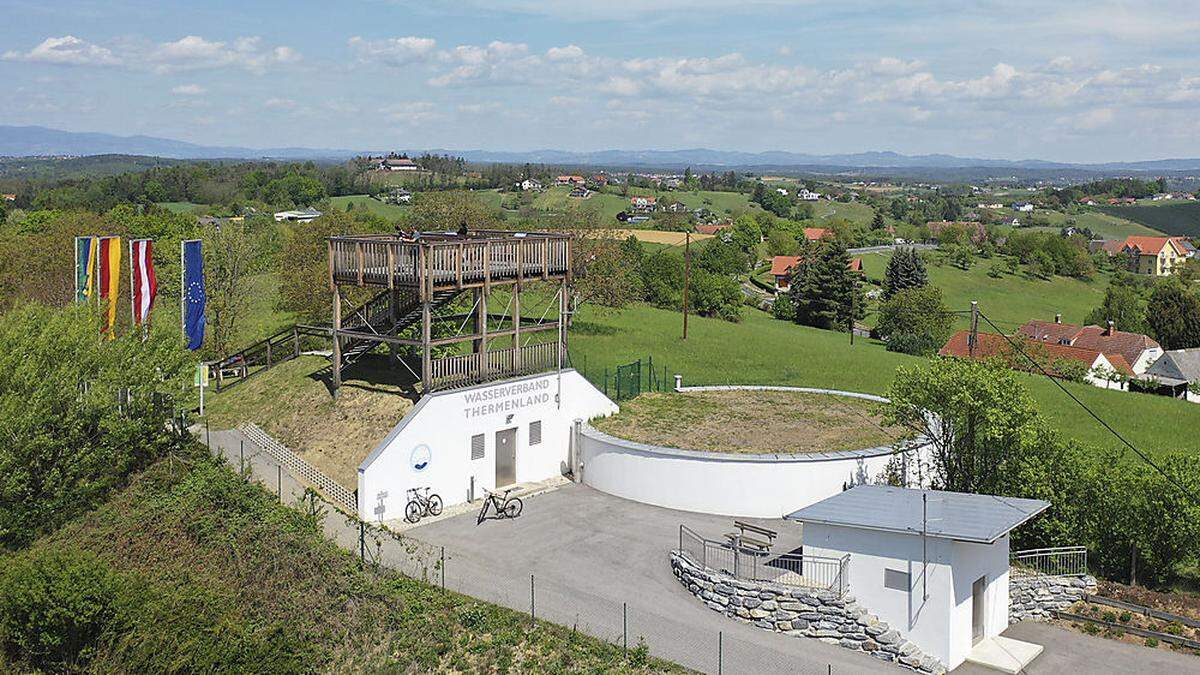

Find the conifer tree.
[
  {"left": 883, "top": 246, "right": 928, "bottom": 299},
  {"left": 790, "top": 239, "right": 865, "bottom": 330}
]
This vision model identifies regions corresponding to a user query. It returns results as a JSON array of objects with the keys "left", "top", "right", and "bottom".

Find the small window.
[
  {"left": 529, "top": 420, "right": 542, "bottom": 445},
  {"left": 470, "top": 434, "right": 485, "bottom": 460},
  {"left": 884, "top": 568, "right": 910, "bottom": 591}
]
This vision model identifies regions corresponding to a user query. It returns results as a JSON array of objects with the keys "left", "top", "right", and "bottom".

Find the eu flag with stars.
[{"left": 183, "top": 240, "right": 206, "bottom": 351}]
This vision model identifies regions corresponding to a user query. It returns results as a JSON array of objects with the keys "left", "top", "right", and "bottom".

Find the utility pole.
[
  {"left": 682, "top": 231, "right": 691, "bottom": 340},
  {"left": 848, "top": 288, "right": 855, "bottom": 345},
  {"left": 968, "top": 300, "right": 979, "bottom": 357}
]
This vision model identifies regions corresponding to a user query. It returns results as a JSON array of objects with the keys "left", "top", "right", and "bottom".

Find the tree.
[
  {"left": 876, "top": 286, "right": 954, "bottom": 356},
  {"left": 201, "top": 219, "right": 256, "bottom": 356},
  {"left": 409, "top": 190, "right": 498, "bottom": 230},
  {"left": 766, "top": 229, "right": 798, "bottom": 257},
  {"left": 886, "top": 357, "right": 1040, "bottom": 494},
  {"left": 790, "top": 240, "right": 865, "bottom": 331},
  {"left": 870, "top": 210, "right": 886, "bottom": 231},
  {"left": 277, "top": 210, "right": 373, "bottom": 322},
  {"left": 730, "top": 215, "right": 761, "bottom": 253},
  {"left": 1146, "top": 282, "right": 1200, "bottom": 349},
  {"left": 882, "top": 246, "right": 928, "bottom": 299},
  {"left": 1085, "top": 284, "right": 1148, "bottom": 335}
]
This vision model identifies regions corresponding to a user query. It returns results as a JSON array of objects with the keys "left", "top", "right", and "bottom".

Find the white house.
[
  {"left": 273, "top": 208, "right": 323, "bottom": 223},
  {"left": 357, "top": 370, "right": 617, "bottom": 522},
  {"left": 517, "top": 179, "right": 543, "bottom": 191},
  {"left": 798, "top": 188, "right": 821, "bottom": 201},
  {"left": 379, "top": 157, "right": 419, "bottom": 171},
  {"left": 788, "top": 486, "right": 1049, "bottom": 672},
  {"left": 775, "top": 187, "right": 789, "bottom": 196},
  {"left": 1011, "top": 201, "right": 1034, "bottom": 212}
]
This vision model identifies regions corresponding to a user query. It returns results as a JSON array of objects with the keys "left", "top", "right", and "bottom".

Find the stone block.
[
  {"left": 760, "top": 600, "right": 778, "bottom": 611},
  {"left": 876, "top": 629, "right": 900, "bottom": 645}
]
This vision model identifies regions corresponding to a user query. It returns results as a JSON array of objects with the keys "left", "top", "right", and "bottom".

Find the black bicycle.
[
  {"left": 405, "top": 487, "right": 443, "bottom": 524},
  {"left": 476, "top": 487, "right": 523, "bottom": 524}
]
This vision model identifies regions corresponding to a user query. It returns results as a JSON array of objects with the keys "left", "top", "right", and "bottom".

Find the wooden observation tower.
[{"left": 326, "top": 230, "right": 573, "bottom": 394}]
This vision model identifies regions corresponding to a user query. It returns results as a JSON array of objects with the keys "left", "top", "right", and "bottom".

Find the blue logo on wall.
[{"left": 410, "top": 444, "right": 431, "bottom": 472}]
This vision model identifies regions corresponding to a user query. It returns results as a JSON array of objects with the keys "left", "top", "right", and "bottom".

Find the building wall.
[
  {"left": 947, "top": 537, "right": 1010, "bottom": 668},
  {"left": 357, "top": 370, "right": 617, "bottom": 522},
  {"left": 806, "top": 523, "right": 993, "bottom": 662}
]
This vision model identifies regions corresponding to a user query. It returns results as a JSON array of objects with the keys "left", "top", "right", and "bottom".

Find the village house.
[
  {"left": 797, "top": 188, "right": 821, "bottom": 201},
  {"left": 770, "top": 254, "right": 863, "bottom": 292},
  {"left": 939, "top": 330, "right": 1132, "bottom": 389},
  {"left": 662, "top": 201, "right": 689, "bottom": 213},
  {"left": 1, "top": 193, "right": 15, "bottom": 202},
  {"left": 1011, "top": 201, "right": 1034, "bottom": 212},
  {"left": 273, "top": 208, "right": 323, "bottom": 223},
  {"left": 802, "top": 227, "right": 832, "bottom": 242},
  {"left": 775, "top": 187, "right": 789, "bottom": 196},
  {"left": 1095, "top": 235, "right": 1191, "bottom": 276},
  {"left": 377, "top": 157, "right": 418, "bottom": 172},
  {"left": 695, "top": 222, "right": 732, "bottom": 235},
  {"left": 1017, "top": 317, "right": 1162, "bottom": 374},
  {"left": 630, "top": 195, "right": 657, "bottom": 213},
  {"left": 568, "top": 186, "right": 590, "bottom": 199},
  {"left": 1140, "top": 349, "right": 1200, "bottom": 402},
  {"left": 554, "top": 175, "right": 585, "bottom": 186},
  {"left": 516, "top": 179, "right": 543, "bottom": 191}
]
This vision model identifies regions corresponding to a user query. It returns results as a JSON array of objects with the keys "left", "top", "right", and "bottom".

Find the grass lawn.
[
  {"left": 810, "top": 200, "right": 877, "bottom": 226},
  {"left": 1097, "top": 203, "right": 1200, "bottom": 238},
  {"left": 1034, "top": 208, "right": 1160, "bottom": 238},
  {"left": 329, "top": 194, "right": 409, "bottom": 220},
  {"left": 568, "top": 302, "right": 1200, "bottom": 459},
  {"left": 858, "top": 251, "right": 1110, "bottom": 332},
  {"left": 592, "top": 389, "right": 898, "bottom": 454},
  {"left": 532, "top": 187, "right": 758, "bottom": 224},
  {"left": 155, "top": 201, "right": 206, "bottom": 214}
]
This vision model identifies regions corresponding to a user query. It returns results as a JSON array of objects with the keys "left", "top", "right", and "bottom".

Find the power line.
[{"left": 974, "top": 309, "right": 1199, "bottom": 505}]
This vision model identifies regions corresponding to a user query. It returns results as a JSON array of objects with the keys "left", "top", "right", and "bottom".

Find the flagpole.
[
  {"left": 180, "top": 239, "right": 186, "bottom": 342},
  {"left": 129, "top": 238, "right": 136, "bottom": 328},
  {"left": 74, "top": 236, "right": 80, "bottom": 302}
]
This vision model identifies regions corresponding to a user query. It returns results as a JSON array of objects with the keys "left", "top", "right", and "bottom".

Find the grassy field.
[
  {"left": 858, "top": 250, "right": 1109, "bottom": 331},
  {"left": 1097, "top": 203, "right": 1200, "bottom": 238},
  {"left": 1035, "top": 208, "right": 1161, "bottom": 238},
  {"left": 592, "top": 389, "right": 896, "bottom": 454},
  {"left": 532, "top": 187, "right": 759, "bottom": 223},
  {"left": 0, "top": 449, "right": 680, "bottom": 673},
  {"left": 568, "top": 302, "right": 1200, "bottom": 459},
  {"left": 328, "top": 194, "right": 409, "bottom": 220},
  {"left": 156, "top": 201, "right": 207, "bottom": 214}
]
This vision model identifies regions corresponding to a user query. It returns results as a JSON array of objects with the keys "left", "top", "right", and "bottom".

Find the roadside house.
[
  {"left": 771, "top": 255, "right": 863, "bottom": 292},
  {"left": 555, "top": 175, "right": 585, "bottom": 186},
  {"left": 939, "top": 330, "right": 1132, "bottom": 388},
  {"left": 1017, "top": 318, "right": 1162, "bottom": 374},
  {"left": 630, "top": 195, "right": 657, "bottom": 212}
]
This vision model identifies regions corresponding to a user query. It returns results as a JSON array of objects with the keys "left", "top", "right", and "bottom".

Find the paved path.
[{"left": 956, "top": 621, "right": 1200, "bottom": 674}]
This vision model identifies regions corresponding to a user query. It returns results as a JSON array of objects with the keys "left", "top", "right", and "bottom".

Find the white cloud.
[
  {"left": 870, "top": 57, "right": 924, "bottom": 76},
  {"left": 428, "top": 41, "right": 537, "bottom": 87},
  {"left": 2, "top": 35, "right": 119, "bottom": 66},
  {"left": 171, "top": 83, "right": 206, "bottom": 95},
  {"left": 1060, "top": 107, "right": 1115, "bottom": 131},
  {"left": 348, "top": 36, "right": 437, "bottom": 65},
  {"left": 264, "top": 97, "right": 297, "bottom": 110},
  {"left": 546, "top": 44, "right": 584, "bottom": 61},
  {"left": 150, "top": 35, "right": 299, "bottom": 74}
]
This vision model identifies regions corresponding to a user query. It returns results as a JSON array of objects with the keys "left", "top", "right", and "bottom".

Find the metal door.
[
  {"left": 495, "top": 427, "right": 517, "bottom": 487},
  {"left": 971, "top": 576, "right": 986, "bottom": 644}
]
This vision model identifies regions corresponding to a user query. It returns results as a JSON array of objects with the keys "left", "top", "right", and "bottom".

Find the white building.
[
  {"left": 273, "top": 208, "right": 323, "bottom": 223},
  {"left": 1012, "top": 202, "right": 1034, "bottom": 212},
  {"left": 788, "top": 486, "right": 1049, "bottom": 671},
  {"left": 775, "top": 187, "right": 789, "bottom": 196},
  {"left": 517, "top": 179, "right": 543, "bottom": 191},
  {"left": 379, "top": 157, "right": 419, "bottom": 171},
  {"left": 798, "top": 188, "right": 821, "bottom": 201},
  {"left": 357, "top": 370, "right": 617, "bottom": 522}
]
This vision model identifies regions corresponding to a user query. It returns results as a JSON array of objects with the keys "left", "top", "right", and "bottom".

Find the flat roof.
[{"left": 786, "top": 485, "right": 1049, "bottom": 544}]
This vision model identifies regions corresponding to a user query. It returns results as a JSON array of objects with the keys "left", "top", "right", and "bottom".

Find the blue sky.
[{"left": 2, "top": 0, "right": 1198, "bottom": 162}]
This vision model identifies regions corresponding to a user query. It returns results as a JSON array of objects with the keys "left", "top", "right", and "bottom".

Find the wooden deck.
[{"left": 329, "top": 230, "right": 571, "bottom": 290}]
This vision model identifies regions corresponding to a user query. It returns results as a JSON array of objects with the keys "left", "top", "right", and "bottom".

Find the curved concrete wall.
[{"left": 577, "top": 386, "right": 927, "bottom": 518}]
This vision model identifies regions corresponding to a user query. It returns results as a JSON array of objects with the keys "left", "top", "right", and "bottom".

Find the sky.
[{"left": 2, "top": 0, "right": 1199, "bottom": 163}]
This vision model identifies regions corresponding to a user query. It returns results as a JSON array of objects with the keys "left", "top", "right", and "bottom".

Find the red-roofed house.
[
  {"left": 555, "top": 175, "right": 585, "bottom": 186},
  {"left": 1, "top": 194, "right": 15, "bottom": 202},
  {"left": 1097, "top": 235, "right": 1190, "bottom": 276},
  {"left": 630, "top": 195, "right": 657, "bottom": 212},
  {"left": 1017, "top": 318, "right": 1162, "bottom": 374},
  {"left": 696, "top": 222, "right": 732, "bottom": 235},
  {"left": 802, "top": 227, "right": 831, "bottom": 242},
  {"left": 938, "top": 330, "right": 1131, "bottom": 389},
  {"left": 771, "top": 255, "right": 863, "bottom": 291}
]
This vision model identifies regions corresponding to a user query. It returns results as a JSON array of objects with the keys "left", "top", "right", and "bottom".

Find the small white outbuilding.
[{"left": 788, "top": 485, "right": 1049, "bottom": 671}]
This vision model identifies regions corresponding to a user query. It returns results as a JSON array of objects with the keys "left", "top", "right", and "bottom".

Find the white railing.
[
  {"left": 678, "top": 525, "right": 849, "bottom": 596},
  {"left": 1010, "top": 546, "right": 1088, "bottom": 577},
  {"left": 238, "top": 423, "right": 357, "bottom": 515}
]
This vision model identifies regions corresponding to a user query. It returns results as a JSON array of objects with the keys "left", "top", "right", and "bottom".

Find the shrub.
[
  {"left": 0, "top": 548, "right": 134, "bottom": 671},
  {"left": 1145, "top": 637, "right": 1159, "bottom": 648},
  {"left": 1082, "top": 621, "right": 1101, "bottom": 634},
  {"left": 1119, "top": 611, "right": 1132, "bottom": 623}
]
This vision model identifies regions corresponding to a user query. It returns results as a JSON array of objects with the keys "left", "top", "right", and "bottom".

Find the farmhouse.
[
  {"left": 788, "top": 485, "right": 1049, "bottom": 671},
  {"left": 695, "top": 223, "right": 731, "bottom": 235},
  {"left": 797, "top": 188, "right": 821, "bottom": 201},
  {"left": 1, "top": 193, "right": 15, "bottom": 201},
  {"left": 1139, "top": 348, "right": 1200, "bottom": 402},
  {"left": 516, "top": 179, "right": 542, "bottom": 191},
  {"left": 1118, "top": 236, "right": 1189, "bottom": 276},
  {"left": 1017, "top": 318, "right": 1162, "bottom": 374},
  {"left": 1011, "top": 201, "right": 1034, "bottom": 212},
  {"left": 273, "top": 208, "right": 323, "bottom": 223},
  {"left": 554, "top": 175, "right": 585, "bottom": 186},
  {"left": 771, "top": 255, "right": 863, "bottom": 292},
  {"left": 568, "top": 186, "right": 590, "bottom": 199},
  {"left": 939, "top": 330, "right": 1133, "bottom": 388},
  {"left": 378, "top": 157, "right": 418, "bottom": 172},
  {"left": 802, "top": 227, "right": 831, "bottom": 242},
  {"left": 630, "top": 195, "right": 657, "bottom": 212}
]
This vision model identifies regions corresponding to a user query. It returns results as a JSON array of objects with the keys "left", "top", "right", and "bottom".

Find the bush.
[
  {"left": 1144, "top": 637, "right": 1158, "bottom": 648},
  {"left": 0, "top": 548, "right": 134, "bottom": 670},
  {"left": 876, "top": 286, "right": 954, "bottom": 356},
  {"left": 772, "top": 294, "right": 796, "bottom": 321},
  {"left": 886, "top": 332, "right": 944, "bottom": 356}
]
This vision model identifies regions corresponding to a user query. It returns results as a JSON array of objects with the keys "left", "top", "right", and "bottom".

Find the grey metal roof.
[
  {"left": 1144, "top": 349, "right": 1200, "bottom": 385},
  {"left": 786, "top": 485, "right": 1049, "bottom": 544}
]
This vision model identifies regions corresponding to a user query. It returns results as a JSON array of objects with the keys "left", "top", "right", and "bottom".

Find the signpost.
[{"left": 195, "top": 363, "right": 209, "bottom": 416}]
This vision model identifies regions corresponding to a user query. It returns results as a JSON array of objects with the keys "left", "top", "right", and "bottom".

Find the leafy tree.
[
  {"left": 696, "top": 238, "right": 746, "bottom": 276},
  {"left": 771, "top": 293, "right": 796, "bottom": 321},
  {"left": 688, "top": 270, "right": 743, "bottom": 322},
  {"left": 1085, "top": 285, "right": 1148, "bottom": 335},
  {"left": 766, "top": 229, "right": 798, "bottom": 257},
  {"left": 870, "top": 210, "right": 886, "bottom": 231},
  {"left": 882, "top": 246, "right": 928, "bottom": 299},
  {"left": 0, "top": 304, "right": 191, "bottom": 549},
  {"left": 789, "top": 240, "right": 865, "bottom": 331},
  {"left": 575, "top": 234, "right": 644, "bottom": 310},
  {"left": 1146, "top": 282, "right": 1200, "bottom": 349},
  {"left": 409, "top": 190, "right": 498, "bottom": 230},
  {"left": 730, "top": 215, "right": 761, "bottom": 253},
  {"left": 201, "top": 218, "right": 256, "bottom": 356},
  {"left": 276, "top": 210, "right": 374, "bottom": 322},
  {"left": 886, "top": 357, "right": 1040, "bottom": 494},
  {"left": 876, "top": 286, "right": 954, "bottom": 356}
]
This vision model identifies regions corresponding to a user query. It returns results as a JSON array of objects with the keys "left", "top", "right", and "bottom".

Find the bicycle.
[
  {"left": 404, "top": 487, "right": 443, "bottom": 524},
  {"left": 476, "top": 486, "right": 523, "bottom": 524}
]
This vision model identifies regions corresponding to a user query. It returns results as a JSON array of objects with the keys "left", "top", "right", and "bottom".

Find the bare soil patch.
[{"left": 592, "top": 390, "right": 900, "bottom": 454}]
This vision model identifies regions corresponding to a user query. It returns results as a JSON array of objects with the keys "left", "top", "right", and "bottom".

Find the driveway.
[
  {"left": 408, "top": 482, "right": 893, "bottom": 675},
  {"left": 956, "top": 621, "right": 1200, "bottom": 674}
]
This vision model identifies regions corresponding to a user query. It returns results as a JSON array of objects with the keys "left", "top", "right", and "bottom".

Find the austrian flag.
[{"left": 131, "top": 239, "right": 157, "bottom": 326}]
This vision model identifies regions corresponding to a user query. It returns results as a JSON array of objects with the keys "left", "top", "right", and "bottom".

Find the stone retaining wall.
[
  {"left": 670, "top": 551, "right": 946, "bottom": 674},
  {"left": 1008, "top": 573, "right": 1098, "bottom": 623}
]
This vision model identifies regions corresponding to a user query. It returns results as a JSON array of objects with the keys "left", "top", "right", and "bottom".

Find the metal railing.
[
  {"left": 1010, "top": 546, "right": 1088, "bottom": 577},
  {"left": 677, "top": 525, "right": 849, "bottom": 596}
]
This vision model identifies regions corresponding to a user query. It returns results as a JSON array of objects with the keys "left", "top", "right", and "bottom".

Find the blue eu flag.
[{"left": 183, "top": 240, "right": 206, "bottom": 351}]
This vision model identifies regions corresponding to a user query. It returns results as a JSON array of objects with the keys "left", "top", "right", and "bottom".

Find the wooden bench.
[{"left": 724, "top": 520, "right": 778, "bottom": 553}]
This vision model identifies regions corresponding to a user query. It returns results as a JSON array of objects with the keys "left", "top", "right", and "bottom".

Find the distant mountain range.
[{"left": 4, "top": 124, "right": 1200, "bottom": 172}]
